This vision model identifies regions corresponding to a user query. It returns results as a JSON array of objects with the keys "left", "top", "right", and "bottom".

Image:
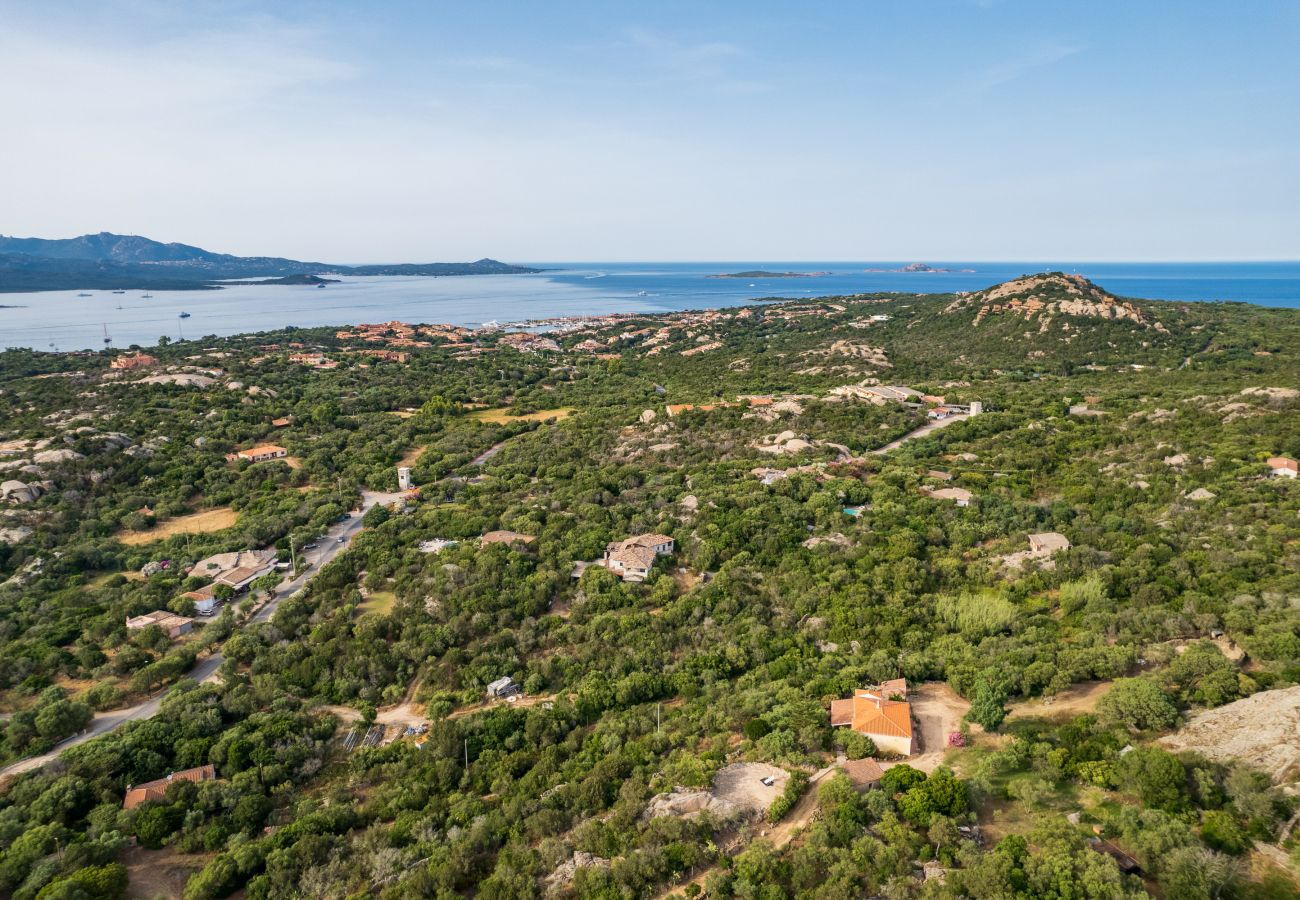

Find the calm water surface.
[{"left": 2, "top": 261, "right": 1297, "bottom": 350}]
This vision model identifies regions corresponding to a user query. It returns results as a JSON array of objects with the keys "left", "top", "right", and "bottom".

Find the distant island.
[
  {"left": 864, "top": 263, "right": 977, "bottom": 274},
  {"left": 708, "top": 270, "right": 830, "bottom": 279},
  {"left": 230, "top": 274, "right": 341, "bottom": 286},
  {"left": 0, "top": 232, "right": 542, "bottom": 292}
]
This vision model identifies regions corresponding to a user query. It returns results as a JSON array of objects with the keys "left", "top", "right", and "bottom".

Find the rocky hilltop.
[{"left": 944, "top": 272, "right": 1164, "bottom": 331}]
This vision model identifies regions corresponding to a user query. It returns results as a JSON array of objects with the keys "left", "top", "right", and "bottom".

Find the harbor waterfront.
[{"left": 2, "top": 260, "right": 1299, "bottom": 350}]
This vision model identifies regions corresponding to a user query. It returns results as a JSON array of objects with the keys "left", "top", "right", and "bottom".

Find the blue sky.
[{"left": 2, "top": 1, "right": 1298, "bottom": 261}]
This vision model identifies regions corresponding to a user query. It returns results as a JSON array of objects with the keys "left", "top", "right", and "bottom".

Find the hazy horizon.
[{"left": 3, "top": 1, "right": 1298, "bottom": 261}]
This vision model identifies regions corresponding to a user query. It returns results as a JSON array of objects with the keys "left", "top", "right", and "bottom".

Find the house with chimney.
[
  {"left": 602, "top": 533, "right": 674, "bottom": 582},
  {"left": 830, "top": 678, "right": 916, "bottom": 756}
]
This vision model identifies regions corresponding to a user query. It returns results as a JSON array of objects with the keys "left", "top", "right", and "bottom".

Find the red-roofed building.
[
  {"left": 830, "top": 680, "right": 917, "bottom": 756},
  {"left": 123, "top": 765, "right": 217, "bottom": 809}
]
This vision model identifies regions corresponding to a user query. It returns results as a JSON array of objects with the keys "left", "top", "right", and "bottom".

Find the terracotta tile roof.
[
  {"left": 878, "top": 678, "right": 908, "bottom": 699},
  {"left": 851, "top": 696, "right": 913, "bottom": 739},
  {"left": 830, "top": 698, "right": 855, "bottom": 727},
  {"left": 628, "top": 533, "right": 673, "bottom": 548},
  {"left": 238, "top": 444, "right": 287, "bottom": 458},
  {"left": 123, "top": 764, "right": 217, "bottom": 809},
  {"left": 610, "top": 545, "right": 657, "bottom": 570},
  {"left": 839, "top": 757, "right": 885, "bottom": 786}
]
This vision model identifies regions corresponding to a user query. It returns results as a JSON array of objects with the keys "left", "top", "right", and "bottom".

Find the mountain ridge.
[{"left": 0, "top": 232, "right": 541, "bottom": 291}]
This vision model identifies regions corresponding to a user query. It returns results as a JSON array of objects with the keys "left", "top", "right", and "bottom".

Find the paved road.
[
  {"left": 869, "top": 414, "right": 969, "bottom": 455},
  {"left": 0, "top": 490, "right": 404, "bottom": 780}
]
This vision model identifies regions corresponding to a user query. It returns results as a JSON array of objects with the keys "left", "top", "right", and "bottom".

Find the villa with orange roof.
[{"left": 830, "top": 679, "right": 916, "bottom": 756}]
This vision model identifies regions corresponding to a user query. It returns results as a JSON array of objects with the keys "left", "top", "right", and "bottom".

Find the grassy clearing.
[
  {"left": 469, "top": 407, "right": 575, "bottom": 424},
  {"left": 118, "top": 507, "right": 238, "bottom": 546},
  {"left": 358, "top": 591, "right": 397, "bottom": 616}
]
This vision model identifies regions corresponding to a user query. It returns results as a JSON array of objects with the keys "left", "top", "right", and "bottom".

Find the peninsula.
[{"left": 0, "top": 232, "right": 541, "bottom": 292}]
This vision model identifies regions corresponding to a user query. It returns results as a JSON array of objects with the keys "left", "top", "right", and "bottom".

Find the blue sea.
[{"left": 1, "top": 261, "right": 1298, "bottom": 351}]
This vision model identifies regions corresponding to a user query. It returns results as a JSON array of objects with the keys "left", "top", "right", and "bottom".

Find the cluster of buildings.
[
  {"left": 190, "top": 548, "right": 278, "bottom": 594},
  {"left": 333, "top": 321, "right": 481, "bottom": 350},
  {"left": 288, "top": 352, "right": 338, "bottom": 370},
  {"left": 129, "top": 548, "right": 280, "bottom": 634},
  {"left": 109, "top": 351, "right": 158, "bottom": 371},
  {"left": 497, "top": 332, "right": 562, "bottom": 354}
]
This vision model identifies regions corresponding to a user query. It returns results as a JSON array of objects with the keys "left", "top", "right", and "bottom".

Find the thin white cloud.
[
  {"left": 620, "top": 27, "right": 767, "bottom": 94},
  {"left": 968, "top": 42, "right": 1085, "bottom": 92}
]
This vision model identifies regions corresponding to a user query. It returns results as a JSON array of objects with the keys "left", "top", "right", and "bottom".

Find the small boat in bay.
[{"left": 178, "top": 312, "right": 191, "bottom": 318}]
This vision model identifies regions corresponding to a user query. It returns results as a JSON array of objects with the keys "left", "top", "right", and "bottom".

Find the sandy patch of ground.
[
  {"left": 1159, "top": 685, "right": 1300, "bottom": 782},
  {"left": 389, "top": 409, "right": 418, "bottom": 418},
  {"left": 1007, "top": 680, "right": 1113, "bottom": 722},
  {"left": 469, "top": 406, "right": 574, "bottom": 424},
  {"left": 123, "top": 844, "right": 212, "bottom": 899},
  {"left": 906, "top": 682, "right": 971, "bottom": 773},
  {"left": 117, "top": 507, "right": 238, "bottom": 545},
  {"left": 1158, "top": 636, "right": 1246, "bottom": 662},
  {"left": 646, "top": 762, "right": 788, "bottom": 824},
  {"left": 398, "top": 444, "right": 427, "bottom": 467},
  {"left": 283, "top": 455, "right": 302, "bottom": 469},
  {"left": 672, "top": 568, "right": 703, "bottom": 592},
  {"left": 712, "top": 762, "right": 789, "bottom": 813}
]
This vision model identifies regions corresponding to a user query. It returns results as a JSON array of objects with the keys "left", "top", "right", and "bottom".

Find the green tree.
[
  {"left": 1097, "top": 678, "right": 1180, "bottom": 731},
  {"left": 1119, "top": 747, "right": 1188, "bottom": 811}
]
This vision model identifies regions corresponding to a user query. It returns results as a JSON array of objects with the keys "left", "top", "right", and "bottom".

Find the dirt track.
[{"left": 1006, "top": 680, "right": 1113, "bottom": 722}]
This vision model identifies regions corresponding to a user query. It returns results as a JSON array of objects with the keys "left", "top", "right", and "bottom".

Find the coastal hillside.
[
  {"left": 0, "top": 276, "right": 1297, "bottom": 900},
  {"left": 0, "top": 232, "right": 541, "bottom": 291}
]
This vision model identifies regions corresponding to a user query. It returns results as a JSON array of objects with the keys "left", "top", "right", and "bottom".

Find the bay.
[{"left": 1, "top": 260, "right": 1298, "bottom": 351}]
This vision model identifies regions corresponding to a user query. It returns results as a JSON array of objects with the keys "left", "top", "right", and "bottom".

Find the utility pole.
[
  {"left": 656, "top": 703, "right": 661, "bottom": 734},
  {"left": 464, "top": 738, "right": 468, "bottom": 770},
  {"left": 290, "top": 534, "right": 297, "bottom": 578}
]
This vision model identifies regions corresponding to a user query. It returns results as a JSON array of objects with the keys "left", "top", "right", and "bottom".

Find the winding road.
[{"left": 0, "top": 489, "right": 405, "bottom": 781}]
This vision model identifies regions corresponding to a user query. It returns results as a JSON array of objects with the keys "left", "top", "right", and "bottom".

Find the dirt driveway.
[{"left": 906, "top": 682, "right": 970, "bottom": 773}]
